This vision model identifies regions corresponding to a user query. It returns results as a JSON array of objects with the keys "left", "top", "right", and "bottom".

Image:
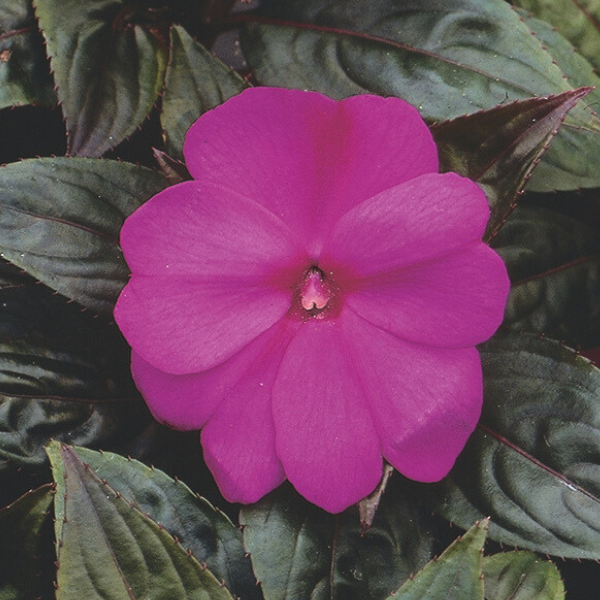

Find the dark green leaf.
[
  {"left": 515, "top": 7, "right": 600, "bottom": 104},
  {"left": 432, "top": 88, "right": 590, "bottom": 240},
  {"left": 161, "top": 25, "right": 248, "bottom": 159},
  {"left": 0, "top": 394, "right": 159, "bottom": 472},
  {"left": 0, "top": 0, "right": 56, "bottom": 108},
  {"left": 513, "top": 0, "right": 600, "bottom": 73},
  {"left": 0, "top": 485, "right": 53, "bottom": 600},
  {"left": 241, "top": 481, "right": 432, "bottom": 600},
  {"left": 241, "top": 0, "right": 600, "bottom": 191},
  {"left": 432, "top": 332, "right": 600, "bottom": 558},
  {"left": 0, "top": 157, "right": 167, "bottom": 315},
  {"left": 513, "top": 8, "right": 600, "bottom": 192},
  {"left": 47, "top": 442, "right": 235, "bottom": 600},
  {"left": 483, "top": 552, "right": 564, "bottom": 600},
  {"left": 65, "top": 445, "right": 261, "bottom": 600},
  {"left": 0, "top": 263, "right": 158, "bottom": 470},
  {"left": 34, "top": 0, "right": 168, "bottom": 156},
  {"left": 492, "top": 197, "right": 600, "bottom": 347},
  {"left": 391, "top": 520, "right": 487, "bottom": 600}
]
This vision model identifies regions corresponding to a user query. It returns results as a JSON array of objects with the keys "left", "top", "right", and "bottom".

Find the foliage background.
[{"left": 2, "top": 0, "right": 600, "bottom": 598}]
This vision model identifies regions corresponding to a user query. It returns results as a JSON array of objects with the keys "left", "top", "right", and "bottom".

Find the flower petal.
[
  {"left": 120, "top": 180, "right": 304, "bottom": 278},
  {"left": 341, "top": 310, "right": 483, "bottom": 482},
  {"left": 184, "top": 88, "right": 438, "bottom": 254},
  {"left": 201, "top": 322, "right": 298, "bottom": 504},
  {"left": 321, "top": 172, "right": 491, "bottom": 275},
  {"left": 345, "top": 243, "right": 509, "bottom": 348},
  {"left": 129, "top": 319, "right": 297, "bottom": 430},
  {"left": 272, "top": 319, "right": 382, "bottom": 513},
  {"left": 116, "top": 276, "right": 290, "bottom": 374},
  {"left": 131, "top": 352, "right": 218, "bottom": 430}
]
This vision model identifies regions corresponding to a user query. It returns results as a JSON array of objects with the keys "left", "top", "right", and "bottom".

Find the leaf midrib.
[
  {"left": 511, "top": 254, "right": 600, "bottom": 288},
  {"left": 571, "top": 0, "right": 600, "bottom": 35},
  {"left": 61, "top": 445, "right": 137, "bottom": 600}
]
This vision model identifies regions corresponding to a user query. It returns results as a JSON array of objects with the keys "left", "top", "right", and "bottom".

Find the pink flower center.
[{"left": 293, "top": 266, "right": 339, "bottom": 319}]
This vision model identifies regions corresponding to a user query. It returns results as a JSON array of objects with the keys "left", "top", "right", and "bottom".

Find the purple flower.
[{"left": 115, "top": 88, "right": 510, "bottom": 513}]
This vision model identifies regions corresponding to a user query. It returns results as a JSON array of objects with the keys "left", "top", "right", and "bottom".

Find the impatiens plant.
[
  {"left": 114, "top": 87, "right": 510, "bottom": 512},
  {"left": 1, "top": 0, "right": 600, "bottom": 598}
]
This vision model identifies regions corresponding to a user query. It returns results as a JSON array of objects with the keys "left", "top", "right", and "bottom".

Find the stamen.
[{"left": 300, "top": 267, "right": 331, "bottom": 311}]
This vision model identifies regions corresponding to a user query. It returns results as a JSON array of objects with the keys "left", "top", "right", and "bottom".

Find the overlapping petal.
[
  {"left": 116, "top": 179, "right": 307, "bottom": 374},
  {"left": 344, "top": 243, "right": 510, "bottom": 348},
  {"left": 184, "top": 88, "right": 438, "bottom": 254},
  {"left": 321, "top": 172, "right": 491, "bottom": 275},
  {"left": 120, "top": 181, "right": 305, "bottom": 277},
  {"left": 116, "top": 276, "right": 291, "bottom": 374},
  {"left": 129, "top": 320, "right": 299, "bottom": 431},
  {"left": 201, "top": 322, "right": 298, "bottom": 504},
  {"left": 340, "top": 309, "right": 483, "bottom": 481},
  {"left": 272, "top": 320, "right": 383, "bottom": 513}
]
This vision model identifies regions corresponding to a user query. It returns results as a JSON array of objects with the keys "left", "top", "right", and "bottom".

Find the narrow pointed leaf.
[
  {"left": 161, "top": 25, "right": 248, "bottom": 159},
  {"left": 390, "top": 520, "right": 487, "bottom": 600},
  {"left": 152, "top": 148, "right": 191, "bottom": 185},
  {"left": 514, "top": 0, "right": 600, "bottom": 73},
  {"left": 47, "top": 442, "right": 235, "bottom": 600},
  {"left": 483, "top": 552, "right": 564, "bottom": 600},
  {"left": 432, "top": 88, "right": 590, "bottom": 240},
  {"left": 65, "top": 446, "right": 261, "bottom": 600},
  {"left": 0, "top": 485, "right": 53, "bottom": 600},
  {"left": 358, "top": 463, "right": 394, "bottom": 531},
  {"left": 0, "top": 0, "right": 56, "bottom": 108},
  {"left": 241, "top": 482, "right": 432, "bottom": 600},
  {"left": 242, "top": 0, "right": 600, "bottom": 191},
  {"left": 433, "top": 332, "right": 600, "bottom": 558},
  {"left": 492, "top": 198, "right": 600, "bottom": 347},
  {"left": 0, "top": 158, "right": 167, "bottom": 315},
  {"left": 34, "top": 0, "right": 168, "bottom": 156}
]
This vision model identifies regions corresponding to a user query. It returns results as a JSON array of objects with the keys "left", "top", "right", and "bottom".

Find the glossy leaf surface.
[
  {"left": 242, "top": 0, "right": 600, "bottom": 191},
  {"left": 483, "top": 552, "right": 564, "bottom": 600},
  {"left": 433, "top": 332, "right": 600, "bottom": 558},
  {"left": 391, "top": 520, "right": 487, "bottom": 600},
  {"left": 432, "top": 88, "right": 590, "bottom": 240},
  {"left": 48, "top": 442, "right": 235, "bottom": 600},
  {"left": 0, "top": 485, "right": 53, "bottom": 600},
  {"left": 66, "top": 446, "right": 260, "bottom": 600},
  {"left": 0, "top": 158, "right": 167, "bottom": 315},
  {"left": 34, "top": 0, "right": 168, "bottom": 156},
  {"left": 493, "top": 197, "right": 600, "bottom": 348},
  {"left": 0, "top": 262, "right": 155, "bottom": 469},
  {"left": 0, "top": 0, "right": 55, "bottom": 108},
  {"left": 161, "top": 25, "right": 248, "bottom": 159},
  {"left": 514, "top": 0, "right": 600, "bottom": 73},
  {"left": 241, "top": 482, "right": 432, "bottom": 600}
]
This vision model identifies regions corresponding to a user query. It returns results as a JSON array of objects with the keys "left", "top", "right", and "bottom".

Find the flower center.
[
  {"left": 291, "top": 266, "right": 338, "bottom": 319},
  {"left": 301, "top": 267, "right": 331, "bottom": 311}
]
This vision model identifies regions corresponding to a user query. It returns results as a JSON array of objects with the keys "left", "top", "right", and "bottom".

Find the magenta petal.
[
  {"left": 341, "top": 310, "right": 483, "bottom": 481},
  {"left": 184, "top": 88, "right": 437, "bottom": 253},
  {"left": 129, "top": 319, "right": 293, "bottom": 430},
  {"left": 322, "top": 173, "right": 491, "bottom": 275},
  {"left": 201, "top": 323, "right": 298, "bottom": 504},
  {"left": 115, "top": 276, "right": 290, "bottom": 374},
  {"left": 131, "top": 351, "right": 221, "bottom": 430},
  {"left": 272, "top": 320, "right": 382, "bottom": 513},
  {"left": 120, "top": 180, "right": 304, "bottom": 278},
  {"left": 346, "top": 243, "right": 510, "bottom": 348}
]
